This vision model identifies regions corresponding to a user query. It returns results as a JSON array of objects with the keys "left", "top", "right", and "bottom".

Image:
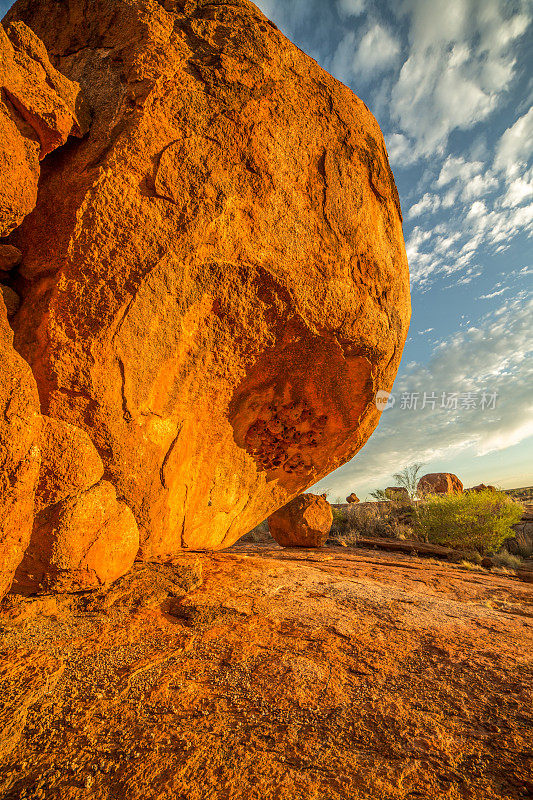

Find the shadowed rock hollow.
[{"left": 5, "top": 0, "right": 410, "bottom": 559}]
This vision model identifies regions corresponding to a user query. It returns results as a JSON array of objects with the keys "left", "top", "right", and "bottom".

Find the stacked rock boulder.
[
  {"left": 0, "top": 17, "right": 139, "bottom": 595},
  {"left": 0, "top": 19, "right": 89, "bottom": 237},
  {"left": 0, "top": 0, "right": 410, "bottom": 596}
]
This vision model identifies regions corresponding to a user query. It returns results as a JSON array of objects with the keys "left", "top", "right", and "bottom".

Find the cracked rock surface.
[
  {"left": 0, "top": 19, "right": 89, "bottom": 237},
  {"left": 4, "top": 0, "right": 410, "bottom": 559},
  {"left": 0, "top": 546, "right": 532, "bottom": 799}
]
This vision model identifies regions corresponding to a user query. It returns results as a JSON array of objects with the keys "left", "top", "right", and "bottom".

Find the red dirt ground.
[{"left": 1, "top": 545, "right": 532, "bottom": 800}]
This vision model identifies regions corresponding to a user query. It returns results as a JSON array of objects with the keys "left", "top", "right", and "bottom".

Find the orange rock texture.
[
  {"left": 34, "top": 416, "right": 105, "bottom": 513},
  {"left": 6, "top": 0, "right": 410, "bottom": 557},
  {"left": 14, "top": 481, "right": 139, "bottom": 595},
  {"left": 0, "top": 19, "right": 88, "bottom": 237},
  {"left": 0, "top": 296, "right": 41, "bottom": 598},
  {"left": 3, "top": 548, "right": 532, "bottom": 800},
  {"left": 417, "top": 473, "right": 464, "bottom": 496},
  {"left": 268, "top": 493, "right": 333, "bottom": 547},
  {"left": 346, "top": 492, "right": 360, "bottom": 503}
]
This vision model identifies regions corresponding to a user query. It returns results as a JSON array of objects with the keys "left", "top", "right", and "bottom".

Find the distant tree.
[
  {"left": 369, "top": 463, "right": 424, "bottom": 503},
  {"left": 392, "top": 463, "right": 424, "bottom": 501}
]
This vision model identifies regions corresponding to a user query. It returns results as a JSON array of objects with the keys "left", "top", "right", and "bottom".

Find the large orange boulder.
[
  {"left": 7, "top": 0, "right": 410, "bottom": 555},
  {"left": 417, "top": 473, "right": 463, "bottom": 496},
  {"left": 0, "top": 295, "right": 42, "bottom": 598},
  {"left": 13, "top": 481, "right": 139, "bottom": 594},
  {"left": 0, "top": 20, "right": 89, "bottom": 236},
  {"left": 268, "top": 493, "right": 333, "bottom": 548}
]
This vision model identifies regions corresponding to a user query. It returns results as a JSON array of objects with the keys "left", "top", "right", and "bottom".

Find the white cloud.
[
  {"left": 337, "top": 0, "right": 366, "bottom": 16},
  {"left": 502, "top": 172, "right": 533, "bottom": 207},
  {"left": 352, "top": 23, "right": 401, "bottom": 78},
  {"left": 494, "top": 107, "right": 533, "bottom": 177},
  {"left": 441, "top": 187, "right": 459, "bottom": 208},
  {"left": 465, "top": 200, "right": 533, "bottom": 246},
  {"left": 480, "top": 287, "right": 507, "bottom": 299},
  {"left": 408, "top": 192, "right": 441, "bottom": 218},
  {"left": 461, "top": 172, "right": 499, "bottom": 201},
  {"left": 391, "top": 0, "right": 532, "bottom": 158},
  {"left": 312, "top": 296, "right": 533, "bottom": 497},
  {"left": 435, "top": 156, "right": 499, "bottom": 202},
  {"left": 436, "top": 155, "right": 484, "bottom": 186},
  {"left": 406, "top": 187, "right": 533, "bottom": 288},
  {"left": 333, "top": 23, "right": 401, "bottom": 84},
  {"left": 385, "top": 132, "right": 418, "bottom": 168},
  {"left": 331, "top": 31, "right": 358, "bottom": 84}
]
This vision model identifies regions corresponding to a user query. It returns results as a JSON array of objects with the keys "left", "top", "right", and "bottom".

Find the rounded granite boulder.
[
  {"left": 417, "top": 473, "right": 463, "bottom": 496},
  {"left": 268, "top": 493, "right": 333, "bottom": 548},
  {"left": 7, "top": 0, "right": 410, "bottom": 555}
]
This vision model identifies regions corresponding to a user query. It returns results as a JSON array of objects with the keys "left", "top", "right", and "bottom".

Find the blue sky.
[
  {"left": 254, "top": 0, "right": 533, "bottom": 498},
  {"left": 2, "top": 0, "right": 532, "bottom": 498}
]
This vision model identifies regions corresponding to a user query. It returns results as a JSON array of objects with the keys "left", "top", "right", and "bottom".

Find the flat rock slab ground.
[{"left": 0, "top": 547, "right": 532, "bottom": 800}]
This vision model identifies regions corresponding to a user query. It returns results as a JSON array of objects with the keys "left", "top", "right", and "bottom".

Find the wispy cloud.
[
  {"left": 385, "top": 132, "right": 419, "bottom": 168},
  {"left": 479, "top": 287, "right": 507, "bottom": 299},
  {"left": 391, "top": 0, "right": 531, "bottom": 158},
  {"left": 332, "top": 23, "right": 401, "bottom": 84},
  {"left": 337, "top": 0, "right": 366, "bottom": 16},
  {"left": 352, "top": 24, "right": 401, "bottom": 79},
  {"left": 408, "top": 192, "right": 441, "bottom": 219},
  {"left": 313, "top": 295, "right": 533, "bottom": 496},
  {"left": 494, "top": 107, "right": 533, "bottom": 177}
]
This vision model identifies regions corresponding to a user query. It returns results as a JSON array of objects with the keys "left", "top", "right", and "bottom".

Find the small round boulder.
[
  {"left": 268, "top": 493, "right": 333, "bottom": 548},
  {"left": 346, "top": 492, "right": 359, "bottom": 504}
]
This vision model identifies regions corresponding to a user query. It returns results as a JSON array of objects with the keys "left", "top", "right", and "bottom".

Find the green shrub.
[{"left": 414, "top": 490, "right": 523, "bottom": 554}]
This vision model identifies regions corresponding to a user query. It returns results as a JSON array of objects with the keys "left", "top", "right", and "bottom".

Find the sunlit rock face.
[
  {"left": 268, "top": 493, "right": 333, "bottom": 548},
  {"left": 6, "top": 0, "right": 410, "bottom": 557},
  {"left": 418, "top": 474, "right": 464, "bottom": 496},
  {"left": 0, "top": 19, "right": 88, "bottom": 237},
  {"left": 0, "top": 295, "right": 41, "bottom": 598}
]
